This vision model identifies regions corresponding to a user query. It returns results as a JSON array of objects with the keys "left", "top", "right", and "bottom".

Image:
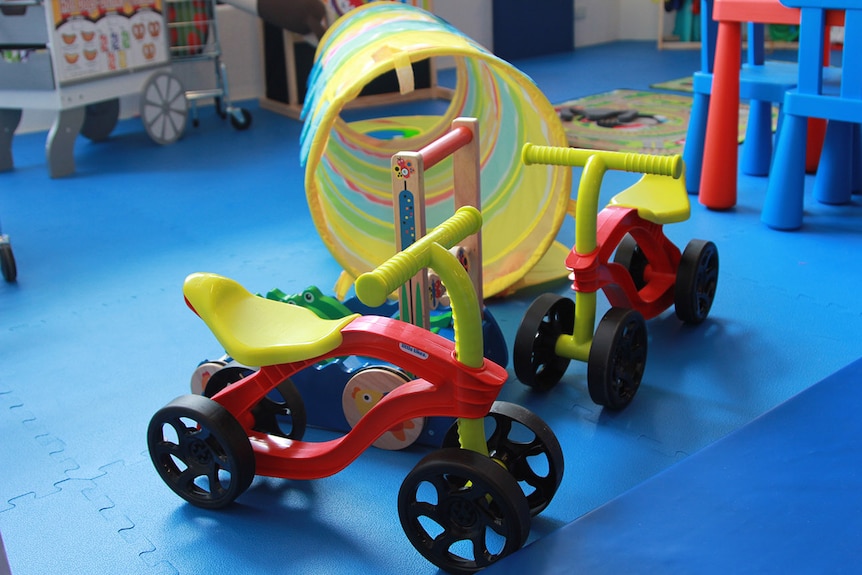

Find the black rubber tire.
[
  {"left": 147, "top": 394, "right": 255, "bottom": 509},
  {"left": 613, "top": 233, "right": 648, "bottom": 290},
  {"left": 203, "top": 365, "right": 306, "bottom": 440},
  {"left": 1, "top": 242, "right": 16, "bottom": 283},
  {"left": 674, "top": 239, "right": 719, "bottom": 325},
  {"left": 441, "top": 401, "right": 564, "bottom": 517},
  {"left": 587, "top": 307, "right": 648, "bottom": 410},
  {"left": 398, "top": 447, "right": 531, "bottom": 575},
  {"left": 513, "top": 293, "right": 574, "bottom": 391}
]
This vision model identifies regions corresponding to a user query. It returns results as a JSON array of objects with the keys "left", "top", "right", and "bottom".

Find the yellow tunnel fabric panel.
[{"left": 300, "top": 3, "right": 570, "bottom": 298}]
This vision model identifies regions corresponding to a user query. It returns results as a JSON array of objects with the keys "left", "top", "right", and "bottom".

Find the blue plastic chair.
[
  {"left": 762, "top": 0, "right": 861, "bottom": 230},
  {"left": 683, "top": 0, "right": 800, "bottom": 195}
]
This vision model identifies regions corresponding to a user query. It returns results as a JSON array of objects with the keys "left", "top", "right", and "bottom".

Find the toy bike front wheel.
[
  {"left": 675, "top": 239, "right": 719, "bottom": 325},
  {"left": 442, "top": 401, "right": 564, "bottom": 516},
  {"left": 513, "top": 293, "right": 574, "bottom": 390},
  {"left": 588, "top": 307, "right": 648, "bottom": 410},
  {"left": 398, "top": 447, "right": 530, "bottom": 575},
  {"left": 147, "top": 394, "right": 255, "bottom": 509}
]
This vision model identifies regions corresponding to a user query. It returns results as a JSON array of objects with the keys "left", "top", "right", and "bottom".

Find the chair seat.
[{"left": 693, "top": 60, "right": 799, "bottom": 100}]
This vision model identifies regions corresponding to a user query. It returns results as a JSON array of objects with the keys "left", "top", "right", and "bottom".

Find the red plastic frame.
[
  {"left": 565, "top": 207, "right": 682, "bottom": 320},
  {"left": 209, "top": 314, "right": 508, "bottom": 480}
]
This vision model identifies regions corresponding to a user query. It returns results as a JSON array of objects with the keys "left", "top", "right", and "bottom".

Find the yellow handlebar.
[
  {"left": 356, "top": 206, "right": 483, "bottom": 308},
  {"left": 522, "top": 143, "right": 683, "bottom": 179}
]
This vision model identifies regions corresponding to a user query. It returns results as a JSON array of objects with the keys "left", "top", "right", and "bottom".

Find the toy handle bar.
[
  {"left": 418, "top": 126, "right": 473, "bottom": 170},
  {"left": 356, "top": 206, "right": 482, "bottom": 308},
  {"left": 522, "top": 143, "right": 683, "bottom": 179}
]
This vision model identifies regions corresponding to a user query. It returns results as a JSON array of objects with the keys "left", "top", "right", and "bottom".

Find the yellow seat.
[
  {"left": 183, "top": 273, "right": 360, "bottom": 367},
  {"left": 609, "top": 173, "right": 691, "bottom": 224}
]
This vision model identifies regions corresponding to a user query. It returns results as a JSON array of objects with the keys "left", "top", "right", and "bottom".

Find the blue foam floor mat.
[
  {"left": 1, "top": 41, "right": 861, "bottom": 574},
  {"left": 485, "top": 357, "right": 862, "bottom": 574}
]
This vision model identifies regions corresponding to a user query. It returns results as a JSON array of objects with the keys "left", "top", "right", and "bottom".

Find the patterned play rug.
[
  {"left": 650, "top": 76, "right": 695, "bottom": 92},
  {"left": 555, "top": 89, "right": 755, "bottom": 155}
]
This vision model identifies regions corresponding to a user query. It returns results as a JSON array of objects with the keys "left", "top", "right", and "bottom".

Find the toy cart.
[
  {"left": 0, "top": 0, "right": 188, "bottom": 177},
  {"left": 164, "top": 0, "right": 250, "bottom": 130}
]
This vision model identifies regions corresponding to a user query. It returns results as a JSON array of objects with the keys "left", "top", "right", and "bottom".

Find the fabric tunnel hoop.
[{"left": 300, "top": 3, "right": 570, "bottom": 299}]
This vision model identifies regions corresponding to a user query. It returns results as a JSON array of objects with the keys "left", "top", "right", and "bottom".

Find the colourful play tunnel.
[{"left": 300, "top": 3, "right": 571, "bottom": 298}]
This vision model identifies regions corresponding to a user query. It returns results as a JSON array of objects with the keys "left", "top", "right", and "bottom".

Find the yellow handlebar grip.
[
  {"left": 522, "top": 143, "right": 682, "bottom": 179},
  {"left": 356, "top": 206, "right": 483, "bottom": 307}
]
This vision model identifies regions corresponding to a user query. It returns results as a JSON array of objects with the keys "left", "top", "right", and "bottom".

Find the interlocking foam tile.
[{"left": 0, "top": 477, "right": 175, "bottom": 575}]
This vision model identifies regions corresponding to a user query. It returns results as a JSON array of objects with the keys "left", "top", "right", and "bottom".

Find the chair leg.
[
  {"left": 762, "top": 114, "right": 808, "bottom": 230},
  {"left": 683, "top": 92, "right": 710, "bottom": 195},
  {"left": 852, "top": 124, "right": 861, "bottom": 195},
  {"left": 741, "top": 100, "right": 773, "bottom": 176},
  {"left": 814, "top": 120, "right": 853, "bottom": 205}
]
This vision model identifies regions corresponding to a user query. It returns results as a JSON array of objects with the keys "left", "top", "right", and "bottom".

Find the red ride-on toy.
[
  {"left": 513, "top": 144, "right": 719, "bottom": 410},
  {"left": 149, "top": 186, "right": 563, "bottom": 572}
]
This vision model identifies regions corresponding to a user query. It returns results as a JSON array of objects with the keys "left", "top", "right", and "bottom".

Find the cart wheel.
[
  {"left": 613, "top": 233, "right": 648, "bottom": 290},
  {"left": 203, "top": 365, "right": 306, "bottom": 440},
  {"left": 229, "top": 108, "right": 252, "bottom": 131},
  {"left": 140, "top": 71, "right": 188, "bottom": 145},
  {"left": 80, "top": 98, "right": 120, "bottom": 142},
  {"left": 147, "top": 394, "right": 255, "bottom": 509},
  {"left": 1, "top": 238, "right": 16, "bottom": 283},
  {"left": 588, "top": 307, "right": 648, "bottom": 410},
  {"left": 675, "top": 239, "right": 719, "bottom": 325},
  {"left": 342, "top": 366, "right": 424, "bottom": 450},
  {"left": 398, "top": 447, "right": 530, "bottom": 575},
  {"left": 513, "top": 293, "right": 574, "bottom": 391},
  {"left": 442, "top": 401, "right": 564, "bottom": 517}
]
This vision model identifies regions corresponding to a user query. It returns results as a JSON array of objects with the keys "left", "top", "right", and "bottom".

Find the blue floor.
[{"left": 1, "top": 41, "right": 860, "bottom": 574}]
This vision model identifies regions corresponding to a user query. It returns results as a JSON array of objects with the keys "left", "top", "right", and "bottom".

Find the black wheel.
[
  {"left": 613, "top": 233, "right": 648, "bottom": 290},
  {"left": 229, "top": 108, "right": 252, "bottom": 131},
  {"left": 675, "top": 239, "right": 719, "bottom": 325},
  {"left": 513, "top": 293, "right": 574, "bottom": 390},
  {"left": 81, "top": 98, "right": 120, "bottom": 142},
  {"left": 442, "top": 402, "right": 564, "bottom": 517},
  {"left": 398, "top": 448, "right": 531, "bottom": 575},
  {"left": 203, "top": 365, "right": 306, "bottom": 440},
  {"left": 1, "top": 240, "right": 16, "bottom": 283},
  {"left": 587, "top": 307, "right": 648, "bottom": 410},
  {"left": 147, "top": 394, "right": 255, "bottom": 509}
]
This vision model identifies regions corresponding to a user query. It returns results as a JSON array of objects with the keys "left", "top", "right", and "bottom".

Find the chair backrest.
[
  {"left": 699, "top": 0, "right": 770, "bottom": 73},
  {"left": 781, "top": 0, "right": 862, "bottom": 121}
]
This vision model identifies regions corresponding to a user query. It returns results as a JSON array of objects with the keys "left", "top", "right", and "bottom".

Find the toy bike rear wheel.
[
  {"left": 147, "top": 394, "right": 255, "bottom": 509},
  {"left": 203, "top": 365, "right": 307, "bottom": 440},
  {"left": 588, "top": 307, "right": 648, "bottom": 410},
  {"left": 613, "top": 234, "right": 648, "bottom": 290},
  {"left": 398, "top": 447, "right": 530, "bottom": 575},
  {"left": 675, "top": 239, "right": 719, "bottom": 325},
  {"left": 513, "top": 293, "right": 574, "bottom": 390},
  {"left": 441, "top": 401, "right": 564, "bottom": 516}
]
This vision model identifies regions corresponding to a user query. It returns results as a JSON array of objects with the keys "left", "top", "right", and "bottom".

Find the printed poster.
[{"left": 51, "top": 0, "right": 169, "bottom": 84}]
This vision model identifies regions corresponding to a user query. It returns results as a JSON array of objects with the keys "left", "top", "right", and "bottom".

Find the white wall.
[
  {"left": 15, "top": 1, "right": 661, "bottom": 133},
  {"left": 617, "top": 0, "right": 662, "bottom": 42}
]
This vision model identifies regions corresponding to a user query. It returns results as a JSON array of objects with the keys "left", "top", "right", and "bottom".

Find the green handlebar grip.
[
  {"left": 355, "top": 206, "right": 483, "bottom": 307},
  {"left": 522, "top": 143, "right": 683, "bottom": 179}
]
